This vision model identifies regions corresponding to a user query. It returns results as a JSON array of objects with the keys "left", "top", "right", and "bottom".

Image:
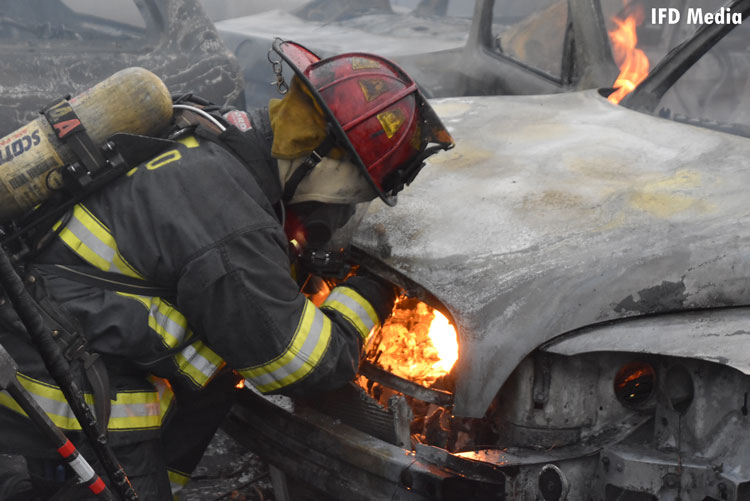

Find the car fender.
[{"left": 542, "top": 307, "right": 750, "bottom": 374}]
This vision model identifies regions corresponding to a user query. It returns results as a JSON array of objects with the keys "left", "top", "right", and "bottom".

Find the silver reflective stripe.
[
  {"left": 108, "top": 401, "right": 160, "bottom": 419},
  {"left": 55, "top": 204, "right": 141, "bottom": 277},
  {"left": 151, "top": 303, "right": 187, "bottom": 346},
  {"left": 323, "top": 288, "right": 377, "bottom": 337},
  {"left": 180, "top": 344, "right": 221, "bottom": 381},
  {"left": 21, "top": 390, "right": 73, "bottom": 421},
  {"left": 65, "top": 216, "right": 119, "bottom": 272}
]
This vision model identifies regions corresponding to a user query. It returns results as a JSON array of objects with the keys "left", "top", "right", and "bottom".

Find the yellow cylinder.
[{"left": 0, "top": 67, "right": 173, "bottom": 221}]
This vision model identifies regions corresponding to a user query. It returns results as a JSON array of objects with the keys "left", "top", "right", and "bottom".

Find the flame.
[
  {"left": 608, "top": 9, "right": 650, "bottom": 104},
  {"left": 366, "top": 300, "right": 458, "bottom": 387},
  {"left": 428, "top": 310, "right": 458, "bottom": 373}
]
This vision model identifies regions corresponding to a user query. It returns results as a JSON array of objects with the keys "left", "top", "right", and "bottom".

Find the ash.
[{"left": 179, "top": 427, "right": 274, "bottom": 501}]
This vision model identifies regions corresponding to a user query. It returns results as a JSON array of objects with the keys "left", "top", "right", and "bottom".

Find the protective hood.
[{"left": 277, "top": 156, "right": 375, "bottom": 205}]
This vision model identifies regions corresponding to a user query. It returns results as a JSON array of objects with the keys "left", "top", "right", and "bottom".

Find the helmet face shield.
[
  {"left": 270, "top": 38, "right": 454, "bottom": 206},
  {"left": 416, "top": 91, "right": 455, "bottom": 148}
]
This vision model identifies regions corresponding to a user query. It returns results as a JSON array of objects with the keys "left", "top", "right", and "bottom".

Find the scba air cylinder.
[{"left": 0, "top": 67, "right": 173, "bottom": 221}]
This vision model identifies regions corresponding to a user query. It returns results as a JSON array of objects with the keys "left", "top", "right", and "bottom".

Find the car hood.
[{"left": 353, "top": 90, "right": 750, "bottom": 417}]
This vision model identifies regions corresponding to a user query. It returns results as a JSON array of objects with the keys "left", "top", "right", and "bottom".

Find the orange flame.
[
  {"left": 608, "top": 11, "right": 650, "bottom": 104},
  {"left": 428, "top": 310, "right": 458, "bottom": 373},
  {"left": 366, "top": 300, "right": 458, "bottom": 387}
]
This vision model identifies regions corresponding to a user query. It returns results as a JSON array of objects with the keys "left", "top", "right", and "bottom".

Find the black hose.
[{"left": 0, "top": 245, "right": 138, "bottom": 500}]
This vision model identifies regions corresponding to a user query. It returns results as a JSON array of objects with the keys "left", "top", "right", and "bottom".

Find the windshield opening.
[
  {"left": 600, "top": 0, "right": 728, "bottom": 63},
  {"left": 491, "top": 0, "right": 569, "bottom": 79},
  {"left": 655, "top": 20, "right": 750, "bottom": 138}
]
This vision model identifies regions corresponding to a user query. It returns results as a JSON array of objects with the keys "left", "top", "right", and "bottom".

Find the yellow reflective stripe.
[
  {"left": 177, "top": 135, "right": 199, "bottom": 148},
  {"left": 322, "top": 287, "right": 379, "bottom": 339},
  {"left": 117, "top": 293, "right": 190, "bottom": 348},
  {"left": 53, "top": 204, "right": 142, "bottom": 278},
  {"left": 168, "top": 468, "right": 191, "bottom": 497},
  {"left": 0, "top": 373, "right": 173, "bottom": 431},
  {"left": 239, "top": 301, "right": 332, "bottom": 393},
  {"left": 0, "top": 392, "right": 79, "bottom": 430}
]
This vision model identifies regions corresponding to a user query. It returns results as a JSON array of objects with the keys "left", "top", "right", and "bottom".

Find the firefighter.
[{"left": 0, "top": 40, "right": 453, "bottom": 499}]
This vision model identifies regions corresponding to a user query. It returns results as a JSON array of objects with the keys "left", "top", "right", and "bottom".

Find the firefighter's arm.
[{"left": 176, "top": 224, "right": 395, "bottom": 397}]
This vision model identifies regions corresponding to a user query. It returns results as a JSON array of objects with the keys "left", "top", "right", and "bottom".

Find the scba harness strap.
[{"left": 24, "top": 267, "right": 113, "bottom": 435}]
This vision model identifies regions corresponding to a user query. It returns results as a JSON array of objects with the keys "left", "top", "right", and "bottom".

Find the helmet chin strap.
[{"left": 282, "top": 131, "right": 337, "bottom": 203}]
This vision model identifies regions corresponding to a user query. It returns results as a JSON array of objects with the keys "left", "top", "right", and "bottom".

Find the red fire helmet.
[{"left": 270, "top": 38, "right": 454, "bottom": 206}]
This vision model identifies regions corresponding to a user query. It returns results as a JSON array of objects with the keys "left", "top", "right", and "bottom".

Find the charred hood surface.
[{"left": 353, "top": 90, "right": 750, "bottom": 417}]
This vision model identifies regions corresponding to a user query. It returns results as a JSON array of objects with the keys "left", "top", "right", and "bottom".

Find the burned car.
[
  {"left": 216, "top": 0, "right": 719, "bottom": 108},
  {"left": 224, "top": 2, "right": 750, "bottom": 500},
  {"left": 0, "top": 0, "right": 243, "bottom": 130}
]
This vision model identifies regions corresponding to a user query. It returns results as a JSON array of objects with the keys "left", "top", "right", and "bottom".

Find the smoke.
[
  {"left": 63, "top": 0, "right": 145, "bottom": 27},
  {"left": 197, "top": 0, "right": 308, "bottom": 21}
]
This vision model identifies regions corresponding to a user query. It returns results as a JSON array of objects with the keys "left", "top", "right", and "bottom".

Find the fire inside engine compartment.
[
  {"left": 303, "top": 272, "right": 498, "bottom": 454},
  {"left": 356, "top": 296, "right": 488, "bottom": 453},
  {"left": 271, "top": 243, "right": 514, "bottom": 458},
  {"left": 288, "top": 265, "right": 512, "bottom": 464}
]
